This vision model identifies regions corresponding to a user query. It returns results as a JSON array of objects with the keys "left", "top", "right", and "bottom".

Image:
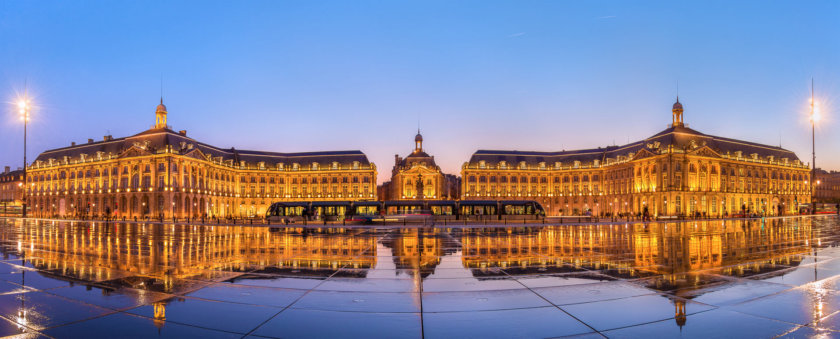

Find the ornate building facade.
[
  {"left": 378, "top": 132, "right": 459, "bottom": 200},
  {"left": 25, "top": 100, "right": 377, "bottom": 219},
  {"left": 0, "top": 167, "right": 24, "bottom": 216},
  {"left": 461, "top": 99, "right": 812, "bottom": 217},
  {"left": 815, "top": 169, "right": 840, "bottom": 204}
]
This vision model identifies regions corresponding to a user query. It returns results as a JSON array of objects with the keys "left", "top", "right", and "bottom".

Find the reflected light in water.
[{"left": 0, "top": 216, "right": 834, "bottom": 333}]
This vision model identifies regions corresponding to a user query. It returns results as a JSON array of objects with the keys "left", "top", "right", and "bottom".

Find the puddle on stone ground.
[{"left": 0, "top": 216, "right": 838, "bottom": 337}]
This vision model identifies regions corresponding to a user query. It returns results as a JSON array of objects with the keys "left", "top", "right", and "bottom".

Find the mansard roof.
[
  {"left": 34, "top": 127, "right": 372, "bottom": 167},
  {"left": 0, "top": 169, "right": 24, "bottom": 182},
  {"left": 468, "top": 125, "right": 800, "bottom": 166}
]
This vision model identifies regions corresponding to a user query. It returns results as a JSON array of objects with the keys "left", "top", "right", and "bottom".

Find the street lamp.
[
  {"left": 810, "top": 79, "right": 819, "bottom": 215},
  {"left": 17, "top": 98, "right": 30, "bottom": 218}
]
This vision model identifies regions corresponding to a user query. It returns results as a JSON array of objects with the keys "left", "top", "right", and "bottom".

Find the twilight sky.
[{"left": 1, "top": 1, "right": 838, "bottom": 184}]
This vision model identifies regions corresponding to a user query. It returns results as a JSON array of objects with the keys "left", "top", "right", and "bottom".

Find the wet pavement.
[{"left": 0, "top": 215, "right": 838, "bottom": 338}]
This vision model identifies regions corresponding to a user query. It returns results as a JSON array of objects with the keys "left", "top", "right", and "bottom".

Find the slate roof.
[
  {"left": 34, "top": 128, "right": 372, "bottom": 166},
  {"left": 468, "top": 125, "right": 800, "bottom": 166},
  {"left": 0, "top": 169, "right": 24, "bottom": 182}
]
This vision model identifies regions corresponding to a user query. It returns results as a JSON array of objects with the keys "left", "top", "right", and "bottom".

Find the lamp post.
[
  {"left": 17, "top": 99, "right": 30, "bottom": 218},
  {"left": 810, "top": 79, "right": 819, "bottom": 215}
]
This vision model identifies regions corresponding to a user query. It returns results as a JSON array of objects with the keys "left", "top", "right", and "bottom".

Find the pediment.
[
  {"left": 632, "top": 148, "right": 657, "bottom": 160},
  {"left": 119, "top": 145, "right": 152, "bottom": 158},
  {"left": 399, "top": 165, "right": 440, "bottom": 175},
  {"left": 688, "top": 146, "right": 721, "bottom": 158},
  {"left": 183, "top": 148, "right": 209, "bottom": 161}
]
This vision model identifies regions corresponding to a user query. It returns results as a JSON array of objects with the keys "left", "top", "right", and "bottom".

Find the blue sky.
[{"left": 1, "top": 1, "right": 838, "bottom": 183}]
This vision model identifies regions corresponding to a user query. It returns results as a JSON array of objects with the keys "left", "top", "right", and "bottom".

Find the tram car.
[{"left": 266, "top": 200, "right": 545, "bottom": 224}]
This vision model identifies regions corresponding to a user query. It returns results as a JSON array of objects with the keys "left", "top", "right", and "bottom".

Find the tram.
[{"left": 265, "top": 200, "right": 545, "bottom": 224}]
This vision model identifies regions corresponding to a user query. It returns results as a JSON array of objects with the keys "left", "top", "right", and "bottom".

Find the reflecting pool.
[{"left": 0, "top": 216, "right": 839, "bottom": 338}]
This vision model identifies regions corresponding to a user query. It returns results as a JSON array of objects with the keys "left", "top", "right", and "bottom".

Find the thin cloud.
[
  {"left": 597, "top": 15, "right": 616, "bottom": 19},
  {"left": 507, "top": 32, "right": 526, "bottom": 38}
]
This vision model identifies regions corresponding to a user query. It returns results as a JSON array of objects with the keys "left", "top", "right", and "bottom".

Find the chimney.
[
  {"left": 179, "top": 130, "right": 187, "bottom": 136},
  {"left": 88, "top": 138, "right": 94, "bottom": 144},
  {"left": 3, "top": 166, "right": 8, "bottom": 174},
  {"left": 71, "top": 142, "right": 76, "bottom": 146},
  {"left": 104, "top": 135, "right": 113, "bottom": 141}
]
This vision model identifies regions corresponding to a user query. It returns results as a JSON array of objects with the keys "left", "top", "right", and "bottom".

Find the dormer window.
[
  {"left": 479, "top": 161, "right": 486, "bottom": 169},
  {"left": 311, "top": 162, "right": 319, "bottom": 170},
  {"left": 519, "top": 161, "right": 527, "bottom": 170},
  {"left": 499, "top": 161, "right": 507, "bottom": 169},
  {"left": 573, "top": 161, "right": 581, "bottom": 168},
  {"left": 538, "top": 162, "right": 546, "bottom": 170}
]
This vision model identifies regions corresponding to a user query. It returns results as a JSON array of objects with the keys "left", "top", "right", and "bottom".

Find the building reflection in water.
[{"left": 0, "top": 217, "right": 826, "bottom": 331}]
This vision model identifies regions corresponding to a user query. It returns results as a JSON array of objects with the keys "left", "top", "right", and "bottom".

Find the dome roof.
[
  {"left": 415, "top": 133, "right": 423, "bottom": 142},
  {"left": 673, "top": 98, "right": 683, "bottom": 110},
  {"left": 156, "top": 98, "right": 167, "bottom": 114}
]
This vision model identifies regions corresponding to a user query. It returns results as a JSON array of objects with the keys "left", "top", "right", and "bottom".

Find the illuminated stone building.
[
  {"left": 0, "top": 167, "right": 24, "bottom": 215},
  {"left": 462, "top": 99, "right": 811, "bottom": 217},
  {"left": 815, "top": 169, "right": 840, "bottom": 204},
  {"left": 25, "top": 100, "right": 377, "bottom": 219},
  {"left": 379, "top": 131, "right": 459, "bottom": 200}
]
